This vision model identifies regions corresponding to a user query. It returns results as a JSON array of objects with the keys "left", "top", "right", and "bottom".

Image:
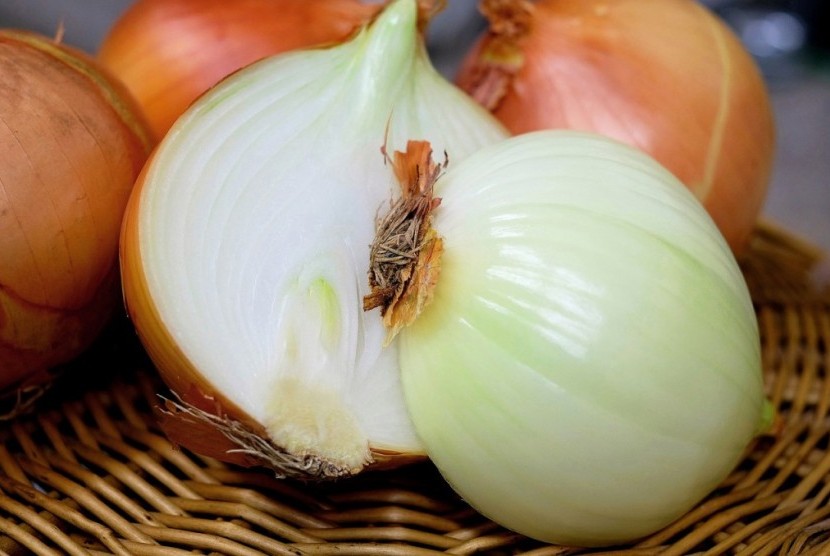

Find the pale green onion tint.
[
  {"left": 400, "top": 131, "right": 764, "bottom": 546},
  {"left": 135, "top": 0, "right": 506, "bottom": 467}
]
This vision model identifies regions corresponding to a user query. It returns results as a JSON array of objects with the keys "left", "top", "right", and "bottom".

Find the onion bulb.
[
  {"left": 456, "top": 0, "right": 776, "bottom": 255},
  {"left": 0, "top": 31, "right": 152, "bottom": 394},
  {"left": 98, "top": 0, "right": 381, "bottom": 141},
  {"left": 120, "top": 0, "right": 507, "bottom": 478},
  {"left": 394, "top": 130, "right": 767, "bottom": 547}
]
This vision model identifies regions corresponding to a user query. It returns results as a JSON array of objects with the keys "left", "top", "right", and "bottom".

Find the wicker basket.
[{"left": 1, "top": 222, "right": 828, "bottom": 556}]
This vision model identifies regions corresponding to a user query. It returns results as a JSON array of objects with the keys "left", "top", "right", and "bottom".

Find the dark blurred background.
[{"left": 1, "top": 0, "right": 828, "bottom": 264}]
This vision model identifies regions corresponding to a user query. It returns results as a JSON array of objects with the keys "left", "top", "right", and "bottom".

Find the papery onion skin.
[
  {"left": 98, "top": 0, "right": 381, "bottom": 141},
  {"left": 119, "top": 0, "right": 507, "bottom": 478},
  {"left": 0, "top": 31, "right": 152, "bottom": 393},
  {"left": 456, "top": 0, "right": 775, "bottom": 255},
  {"left": 399, "top": 131, "right": 765, "bottom": 547}
]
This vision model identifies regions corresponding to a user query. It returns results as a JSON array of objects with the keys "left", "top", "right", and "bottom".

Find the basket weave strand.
[{"left": 0, "top": 222, "right": 828, "bottom": 555}]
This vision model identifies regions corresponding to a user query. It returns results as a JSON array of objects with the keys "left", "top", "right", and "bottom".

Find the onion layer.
[
  {"left": 0, "top": 31, "right": 152, "bottom": 393},
  {"left": 98, "top": 0, "right": 380, "bottom": 140},
  {"left": 457, "top": 0, "right": 776, "bottom": 255},
  {"left": 398, "top": 130, "right": 767, "bottom": 547}
]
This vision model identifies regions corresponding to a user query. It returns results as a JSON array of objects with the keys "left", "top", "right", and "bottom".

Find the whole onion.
[
  {"left": 456, "top": 0, "right": 776, "bottom": 254},
  {"left": 0, "top": 31, "right": 152, "bottom": 393},
  {"left": 98, "top": 0, "right": 380, "bottom": 140}
]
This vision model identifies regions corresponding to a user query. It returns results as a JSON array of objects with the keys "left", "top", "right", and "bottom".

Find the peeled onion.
[
  {"left": 397, "top": 130, "right": 767, "bottom": 546},
  {"left": 456, "top": 0, "right": 776, "bottom": 254},
  {"left": 0, "top": 31, "right": 152, "bottom": 393},
  {"left": 98, "top": 0, "right": 380, "bottom": 140}
]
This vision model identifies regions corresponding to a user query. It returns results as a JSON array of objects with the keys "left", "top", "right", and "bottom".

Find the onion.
[
  {"left": 119, "top": 0, "right": 507, "bottom": 478},
  {"left": 0, "top": 31, "right": 152, "bottom": 393},
  {"left": 98, "top": 0, "right": 381, "bottom": 141},
  {"left": 456, "top": 0, "right": 776, "bottom": 255},
  {"left": 394, "top": 131, "right": 767, "bottom": 546}
]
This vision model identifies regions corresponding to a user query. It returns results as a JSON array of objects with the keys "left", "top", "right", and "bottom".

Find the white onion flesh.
[
  {"left": 123, "top": 0, "right": 507, "bottom": 474},
  {"left": 399, "top": 131, "right": 766, "bottom": 546}
]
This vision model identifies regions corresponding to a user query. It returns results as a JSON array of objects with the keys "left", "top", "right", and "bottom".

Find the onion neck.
[
  {"left": 457, "top": 0, "right": 533, "bottom": 110},
  {"left": 348, "top": 0, "right": 421, "bottom": 118}
]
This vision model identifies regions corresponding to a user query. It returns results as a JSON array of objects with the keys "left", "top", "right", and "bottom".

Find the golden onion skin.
[
  {"left": 457, "top": 0, "right": 775, "bottom": 255},
  {"left": 0, "top": 31, "right": 152, "bottom": 392},
  {"left": 98, "top": 0, "right": 379, "bottom": 141}
]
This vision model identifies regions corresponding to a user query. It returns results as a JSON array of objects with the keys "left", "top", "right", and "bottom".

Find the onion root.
[{"left": 365, "top": 140, "right": 446, "bottom": 343}]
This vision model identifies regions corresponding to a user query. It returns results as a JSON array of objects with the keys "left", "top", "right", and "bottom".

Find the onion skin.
[
  {"left": 0, "top": 31, "right": 152, "bottom": 392},
  {"left": 98, "top": 0, "right": 380, "bottom": 141},
  {"left": 457, "top": 0, "right": 775, "bottom": 255}
]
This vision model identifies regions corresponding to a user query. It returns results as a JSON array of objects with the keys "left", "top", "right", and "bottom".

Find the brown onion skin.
[
  {"left": 457, "top": 0, "right": 775, "bottom": 255},
  {"left": 98, "top": 0, "right": 380, "bottom": 141},
  {"left": 0, "top": 31, "right": 153, "bottom": 392}
]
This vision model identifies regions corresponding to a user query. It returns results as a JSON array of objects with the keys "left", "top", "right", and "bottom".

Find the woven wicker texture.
[{"left": 0, "top": 223, "right": 828, "bottom": 555}]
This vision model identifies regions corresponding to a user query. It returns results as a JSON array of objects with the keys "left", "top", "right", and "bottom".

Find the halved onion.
[{"left": 119, "top": 0, "right": 507, "bottom": 478}]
